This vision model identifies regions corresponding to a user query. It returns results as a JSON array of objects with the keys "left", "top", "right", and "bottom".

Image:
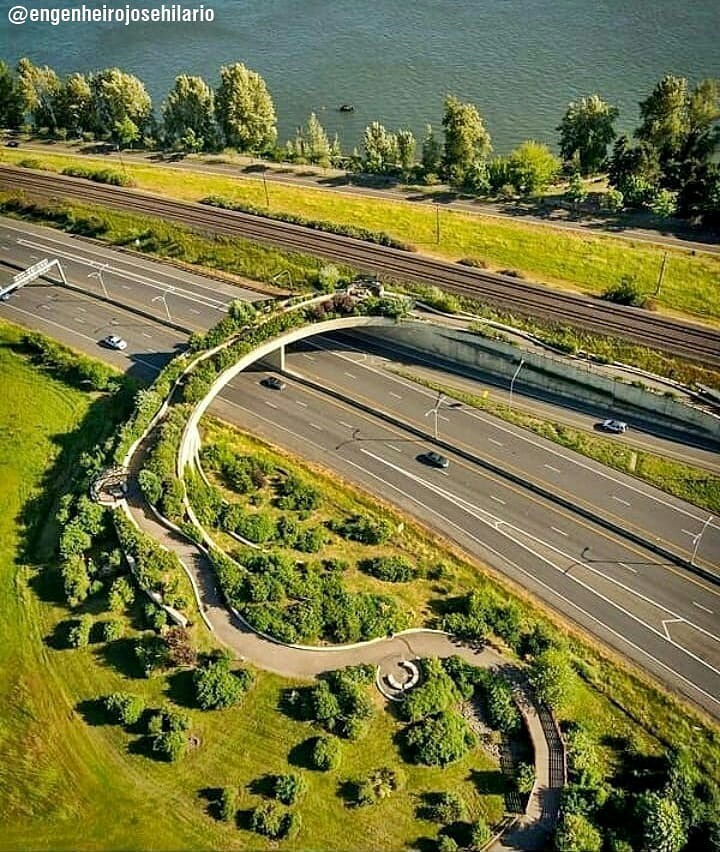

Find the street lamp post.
[
  {"left": 509, "top": 358, "right": 526, "bottom": 407},
  {"left": 88, "top": 265, "right": 109, "bottom": 298},
  {"left": 690, "top": 515, "right": 714, "bottom": 566},
  {"left": 152, "top": 287, "right": 174, "bottom": 321},
  {"left": 262, "top": 168, "right": 270, "bottom": 208},
  {"left": 424, "top": 392, "right": 446, "bottom": 439}
]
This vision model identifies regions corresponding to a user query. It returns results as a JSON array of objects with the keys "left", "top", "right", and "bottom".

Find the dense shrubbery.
[
  {"left": 354, "top": 766, "right": 405, "bottom": 806},
  {"left": 250, "top": 801, "right": 298, "bottom": 839},
  {"left": 193, "top": 654, "right": 252, "bottom": 710},
  {"left": 22, "top": 331, "right": 120, "bottom": 391},
  {"left": 201, "top": 443, "right": 272, "bottom": 494},
  {"left": 68, "top": 614, "right": 93, "bottom": 648},
  {"left": 104, "top": 692, "right": 145, "bottom": 725},
  {"left": 276, "top": 474, "right": 319, "bottom": 512},
  {"left": 310, "top": 735, "right": 341, "bottom": 771},
  {"left": 287, "top": 666, "right": 374, "bottom": 740},
  {"left": 440, "top": 589, "right": 541, "bottom": 653},
  {"left": 273, "top": 773, "right": 307, "bottom": 805},
  {"left": 402, "top": 658, "right": 461, "bottom": 723},
  {"left": 404, "top": 710, "right": 475, "bottom": 766},
  {"left": 61, "top": 165, "right": 134, "bottom": 186},
  {"left": 359, "top": 555, "right": 417, "bottom": 582},
  {"left": 328, "top": 514, "right": 393, "bottom": 545},
  {"left": 147, "top": 706, "right": 190, "bottom": 762},
  {"left": 421, "top": 791, "right": 467, "bottom": 823}
]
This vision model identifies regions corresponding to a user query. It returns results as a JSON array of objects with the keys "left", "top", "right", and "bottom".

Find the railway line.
[{"left": 2, "top": 165, "right": 719, "bottom": 364}]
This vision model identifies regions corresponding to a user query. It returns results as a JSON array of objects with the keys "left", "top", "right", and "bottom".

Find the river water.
[{"left": 3, "top": 0, "right": 719, "bottom": 153}]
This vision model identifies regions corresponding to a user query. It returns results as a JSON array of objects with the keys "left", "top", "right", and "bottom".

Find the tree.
[
  {"left": 421, "top": 123, "right": 442, "bottom": 176},
  {"left": 650, "top": 187, "right": 677, "bottom": 218},
  {"left": 362, "top": 121, "right": 399, "bottom": 173},
  {"left": 103, "top": 618, "right": 124, "bottom": 642},
  {"left": 311, "top": 735, "right": 341, "bottom": 770},
  {"left": 425, "top": 791, "right": 466, "bottom": 823},
  {"left": 356, "top": 767, "right": 404, "bottom": 805},
  {"left": 59, "top": 519, "right": 92, "bottom": 559},
  {"left": 215, "top": 63, "right": 277, "bottom": 152},
  {"left": 567, "top": 172, "right": 588, "bottom": 207},
  {"left": 470, "top": 816, "right": 492, "bottom": 848},
  {"left": 294, "top": 112, "right": 332, "bottom": 165},
  {"left": 108, "top": 576, "right": 135, "bottom": 613},
  {"left": 194, "top": 656, "right": 251, "bottom": 709},
  {"left": 89, "top": 68, "right": 152, "bottom": 142},
  {"left": 273, "top": 773, "right": 307, "bottom": 805},
  {"left": 396, "top": 129, "right": 417, "bottom": 176},
  {"left": 558, "top": 94, "right": 618, "bottom": 174},
  {"left": 442, "top": 95, "right": 492, "bottom": 187},
  {"left": 138, "top": 468, "right": 163, "bottom": 505},
  {"left": 104, "top": 691, "right": 145, "bottom": 725},
  {"left": 250, "top": 800, "right": 291, "bottom": 838},
  {"left": 637, "top": 75, "right": 691, "bottom": 166},
  {"left": 56, "top": 73, "right": 92, "bottom": 137},
  {"left": 219, "top": 786, "right": 237, "bottom": 822},
  {"left": 506, "top": 141, "right": 560, "bottom": 194},
  {"left": 404, "top": 710, "right": 476, "bottom": 766},
  {"left": 162, "top": 74, "right": 215, "bottom": 151},
  {"left": 61, "top": 555, "right": 91, "bottom": 606},
  {"left": 601, "top": 275, "right": 646, "bottom": 307},
  {"left": 16, "top": 58, "right": 61, "bottom": 130},
  {"left": 437, "top": 836, "right": 459, "bottom": 852},
  {"left": 555, "top": 812, "right": 602, "bottom": 852},
  {"left": 607, "top": 134, "right": 659, "bottom": 197},
  {"left": 484, "top": 675, "right": 520, "bottom": 733},
  {"left": 68, "top": 614, "right": 93, "bottom": 648},
  {"left": 0, "top": 61, "right": 25, "bottom": 128},
  {"left": 403, "top": 658, "right": 460, "bottom": 723},
  {"left": 637, "top": 792, "right": 686, "bottom": 852},
  {"left": 529, "top": 648, "right": 574, "bottom": 710}
]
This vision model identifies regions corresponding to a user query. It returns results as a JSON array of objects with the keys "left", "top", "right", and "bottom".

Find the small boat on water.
[{"left": 338, "top": 103, "right": 355, "bottom": 112}]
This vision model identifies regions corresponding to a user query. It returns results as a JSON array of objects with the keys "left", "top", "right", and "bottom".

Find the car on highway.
[
  {"left": 5, "top": 140, "right": 19, "bottom": 148},
  {"left": 418, "top": 450, "right": 450, "bottom": 469},
  {"left": 261, "top": 376, "right": 286, "bottom": 390},
  {"left": 101, "top": 334, "right": 128, "bottom": 351},
  {"left": 600, "top": 418, "right": 628, "bottom": 434},
  {"left": 0, "top": 292, "right": 11, "bottom": 301}
]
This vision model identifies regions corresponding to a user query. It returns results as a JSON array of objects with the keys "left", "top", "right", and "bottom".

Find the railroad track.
[{"left": 2, "top": 165, "right": 719, "bottom": 364}]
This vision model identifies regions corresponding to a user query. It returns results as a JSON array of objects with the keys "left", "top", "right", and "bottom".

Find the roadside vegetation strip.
[
  {"left": 3, "top": 148, "right": 720, "bottom": 323},
  {"left": 393, "top": 368, "right": 720, "bottom": 515}
]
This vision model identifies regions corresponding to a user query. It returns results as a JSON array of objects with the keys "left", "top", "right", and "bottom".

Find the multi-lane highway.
[
  {"left": 1, "top": 215, "right": 719, "bottom": 718},
  {"left": 2, "top": 164, "right": 719, "bottom": 364}
]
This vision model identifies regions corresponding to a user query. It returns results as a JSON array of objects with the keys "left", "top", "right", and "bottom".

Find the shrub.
[
  {"left": 250, "top": 801, "right": 292, "bottom": 839},
  {"left": 61, "top": 165, "right": 133, "bottom": 186},
  {"left": 355, "top": 767, "right": 404, "bottom": 806},
  {"left": 273, "top": 773, "right": 307, "bottom": 805},
  {"left": 104, "top": 692, "right": 145, "bottom": 725},
  {"left": 292, "top": 525, "right": 327, "bottom": 553},
  {"left": 470, "top": 817, "right": 492, "bottom": 847},
  {"left": 515, "top": 762, "right": 536, "bottom": 794},
  {"left": 108, "top": 576, "right": 134, "bottom": 612},
  {"left": 102, "top": 617, "right": 124, "bottom": 642},
  {"left": 601, "top": 275, "right": 647, "bottom": 307},
  {"left": 529, "top": 648, "right": 574, "bottom": 710},
  {"left": 135, "top": 633, "right": 170, "bottom": 677},
  {"left": 403, "top": 658, "right": 460, "bottom": 723},
  {"left": 165, "top": 626, "right": 197, "bottom": 667},
  {"left": 68, "top": 614, "right": 93, "bottom": 648},
  {"left": 61, "top": 555, "right": 91, "bottom": 606},
  {"left": 152, "top": 728, "right": 187, "bottom": 762},
  {"left": 566, "top": 726, "right": 603, "bottom": 787},
  {"left": 483, "top": 675, "right": 520, "bottom": 733},
  {"left": 311, "top": 735, "right": 341, "bottom": 771},
  {"left": 437, "top": 836, "right": 459, "bottom": 852},
  {"left": 305, "top": 668, "right": 374, "bottom": 739},
  {"left": 424, "top": 791, "right": 467, "bottom": 823},
  {"left": 555, "top": 812, "right": 602, "bottom": 852},
  {"left": 404, "top": 711, "right": 476, "bottom": 766},
  {"left": 219, "top": 786, "right": 237, "bottom": 823},
  {"left": 277, "top": 474, "right": 319, "bottom": 511},
  {"left": 359, "top": 555, "right": 417, "bottom": 582},
  {"left": 194, "top": 656, "right": 252, "bottom": 710},
  {"left": 138, "top": 468, "right": 163, "bottom": 505},
  {"left": 329, "top": 514, "right": 392, "bottom": 545},
  {"left": 59, "top": 520, "right": 92, "bottom": 559}
]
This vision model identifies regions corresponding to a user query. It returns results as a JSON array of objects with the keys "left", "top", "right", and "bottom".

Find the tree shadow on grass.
[
  {"left": 75, "top": 697, "right": 113, "bottom": 727},
  {"left": 235, "top": 808, "right": 255, "bottom": 831},
  {"left": 337, "top": 779, "right": 361, "bottom": 808},
  {"left": 277, "top": 686, "right": 312, "bottom": 722},
  {"left": 409, "top": 837, "right": 439, "bottom": 852},
  {"left": 198, "top": 787, "right": 224, "bottom": 821},
  {"left": 95, "top": 637, "right": 143, "bottom": 678},
  {"left": 247, "top": 774, "right": 276, "bottom": 799},
  {"left": 468, "top": 768, "right": 507, "bottom": 796},
  {"left": 164, "top": 668, "right": 197, "bottom": 708},
  {"left": 127, "top": 734, "right": 157, "bottom": 760},
  {"left": 44, "top": 618, "right": 76, "bottom": 650},
  {"left": 287, "top": 737, "right": 317, "bottom": 771}
]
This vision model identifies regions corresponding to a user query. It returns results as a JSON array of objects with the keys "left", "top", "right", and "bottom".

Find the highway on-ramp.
[{"left": 1, "top": 217, "right": 719, "bottom": 719}]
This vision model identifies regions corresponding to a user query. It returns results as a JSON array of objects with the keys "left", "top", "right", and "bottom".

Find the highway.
[
  {"left": 2, "top": 165, "right": 719, "bottom": 364},
  {"left": 1, "top": 217, "right": 719, "bottom": 718}
]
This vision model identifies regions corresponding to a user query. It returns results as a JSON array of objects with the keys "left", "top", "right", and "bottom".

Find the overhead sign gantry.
[{"left": 0, "top": 257, "right": 67, "bottom": 300}]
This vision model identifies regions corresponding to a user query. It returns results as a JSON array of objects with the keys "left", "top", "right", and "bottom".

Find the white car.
[
  {"left": 102, "top": 334, "right": 128, "bottom": 351},
  {"left": 601, "top": 418, "right": 628, "bottom": 434}
]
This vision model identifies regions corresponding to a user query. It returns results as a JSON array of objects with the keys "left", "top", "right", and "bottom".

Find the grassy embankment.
[
  {"left": 2, "top": 147, "right": 720, "bottom": 325},
  {"left": 0, "top": 320, "right": 504, "bottom": 850},
  {"left": 198, "top": 420, "right": 720, "bottom": 784},
  {"left": 387, "top": 368, "right": 720, "bottom": 514}
]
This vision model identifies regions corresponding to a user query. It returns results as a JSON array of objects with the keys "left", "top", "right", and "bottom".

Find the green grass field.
[{"left": 3, "top": 147, "right": 719, "bottom": 324}]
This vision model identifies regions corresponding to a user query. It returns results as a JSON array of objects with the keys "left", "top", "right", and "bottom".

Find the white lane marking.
[
  {"left": 488, "top": 438, "right": 504, "bottom": 447},
  {"left": 544, "top": 464, "right": 561, "bottom": 474},
  {"left": 338, "top": 421, "right": 354, "bottom": 429},
  {"left": 295, "top": 399, "right": 308, "bottom": 407},
  {"left": 693, "top": 601, "right": 714, "bottom": 615},
  {"left": 221, "top": 398, "right": 720, "bottom": 710},
  {"left": 74, "top": 316, "right": 85, "bottom": 324},
  {"left": 682, "top": 529, "right": 696, "bottom": 537},
  {"left": 618, "top": 562, "right": 638, "bottom": 574},
  {"left": 490, "top": 495, "right": 506, "bottom": 505},
  {"left": 612, "top": 495, "right": 631, "bottom": 507},
  {"left": 77, "top": 306, "right": 87, "bottom": 312},
  {"left": 386, "top": 444, "right": 403, "bottom": 453},
  {"left": 309, "top": 423, "right": 323, "bottom": 431},
  {"left": 662, "top": 618, "right": 684, "bottom": 641},
  {"left": 551, "top": 526, "right": 568, "bottom": 537},
  {"left": 302, "top": 353, "right": 316, "bottom": 361},
  {"left": 121, "top": 284, "right": 131, "bottom": 289},
  {"left": 344, "top": 371, "right": 357, "bottom": 379},
  {"left": 189, "top": 308, "right": 200, "bottom": 315},
  {"left": 142, "top": 332, "right": 152, "bottom": 339},
  {"left": 307, "top": 336, "right": 716, "bottom": 530},
  {"left": 40, "top": 304, "right": 50, "bottom": 310},
  {"left": 264, "top": 400, "right": 278, "bottom": 409},
  {"left": 438, "top": 414, "right": 450, "bottom": 422},
  {"left": 389, "top": 391, "right": 402, "bottom": 399}
]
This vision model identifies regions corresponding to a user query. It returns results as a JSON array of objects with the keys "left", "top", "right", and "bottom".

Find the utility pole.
[
  {"left": 654, "top": 251, "right": 668, "bottom": 296},
  {"left": 262, "top": 167, "right": 270, "bottom": 209},
  {"left": 88, "top": 265, "right": 109, "bottom": 298},
  {"left": 690, "top": 515, "right": 714, "bottom": 566},
  {"left": 424, "top": 391, "right": 446, "bottom": 439},
  {"left": 509, "top": 358, "right": 526, "bottom": 407},
  {"left": 435, "top": 203, "right": 440, "bottom": 244}
]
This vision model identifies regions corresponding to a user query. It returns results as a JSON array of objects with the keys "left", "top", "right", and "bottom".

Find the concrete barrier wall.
[{"left": 357, "top": 322, "right": 720, "bottom": 442}]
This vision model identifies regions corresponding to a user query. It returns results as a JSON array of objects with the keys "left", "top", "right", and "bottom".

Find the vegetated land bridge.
[{"left": 1, "top": 165, "right": 718, "bottom": 365}]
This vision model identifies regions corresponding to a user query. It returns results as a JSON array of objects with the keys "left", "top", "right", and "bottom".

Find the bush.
[
  {"left": 437, "top": 836, "right": 459, "bottom": 852},
  {"left": 359, "top": 555, "right": 417, "bottom": 582},
  {"left": 404, "top": 710, "right": 475, "bottom": 766},
  {"left": 277, "top": 474, "right": 319, "bottom": 511},
  {"left": 104, "top": 692, "right": 145, "bottom": 725},
  {"left": 483, "top": 675, "right": 520, "bottom": 733},
  {"left": 135, "top": 633, "right": 170, "bottom": 677},
  {"left": 311, "top": 735, "right": 341, "bottom": 771},
  {"left": 273, "top": 773, "right": 307, "bottom": 805},
  {"left": 250, "top": 801, "right": 292, "bottom": 839},
  {"left": 305, "top": 668, "right": 374, "bottom": 739},
  {"left": 149, "top": 707, "right": 190, "bottom": 762},
  {"left": 470, "top": 816, "right": 492, "bottom": 847},
  {"left": 61, "top": 555, "right": 91, "bottom": 606},
  {"left": 102, "top": 618, "right": 124, "bottom": 642},
  {"left": 61, "top": 166, "right": 133, "bottom": 187},
  {"left": 108, "top": 576, "right": 134, "bottom": 612},
  {"left": 515, "top": 762, "right": 536, "bottom": 794},
  {"left": 219, "top": 786, "right": 237, "bottom": 823},
  {"left": 601, "top": 275, "right": 647, "bottom": 307},
  {"left": 68, "top": 614, "right": 93, "bottom": 648},
  {"left": 555, "top": 812, "right": 602, "bottom": 852},
  {"left": 59, "top": 520, "right": 92, "bottom": 559},
  {"left": 530, "top": 648, "right": 574, "bottom": 710},
  {"left": 144, "top": 602, "right": 167, "bottom": 631},
  {"left": 355, "top": 767, "right": 404, "bottom": 806},
  {"left": 329, "top": 514, "right": 392, "bottom": 545},
  {"left": 566, "top": 726, "right": 603, "bottom": 787},
  {"left": 194, "top": 656, "right": 252, "bottom": 710},
  {"left": 403, "top": 658, "right": 460, "bottom": 723},
  {"left": 138, "top": 468, "right": 163, "bottom": 505},
  {"left": 424, "top": 791, "right": 466, "bottom": 823}
]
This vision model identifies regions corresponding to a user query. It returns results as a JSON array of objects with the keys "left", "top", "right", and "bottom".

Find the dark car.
[
  {"left": 418, "top": 451, "right": 450, "bottom": 469},
  {"left": 261, "top": 376, "right": 286, "bottom": 390},
  {"left": 5, "top": 140, "right": 19, "bottom": 148}
]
